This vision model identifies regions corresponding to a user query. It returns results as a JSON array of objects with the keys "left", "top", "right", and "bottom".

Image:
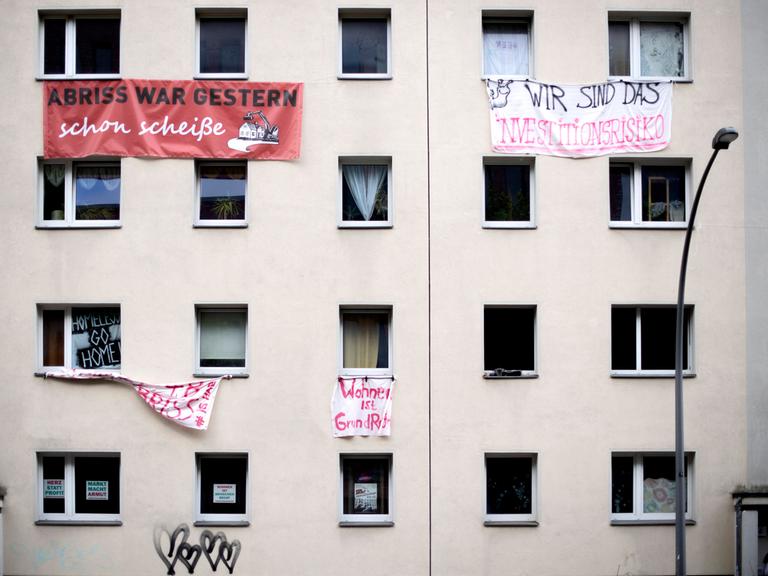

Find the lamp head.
[{"left": 712, "top": 127, "right": 739, "bottom": 150}]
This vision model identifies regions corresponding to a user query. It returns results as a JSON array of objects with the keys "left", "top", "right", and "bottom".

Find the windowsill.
[
  {"left": 338, "top": 520, "right": 394, "bottom": 527},
  {"left": 484, "top": 372, "right": 538, "bottom": 380},
  {"left": 193, "top": 372, "right": 249, "bottom": 379},
  {"left": 193, "top": 73, "right": 248, "bottom": 80},
  {"left": 338, "top": 222, "right": 393, "bottom": 229},
  {"left": 607, "top": 76, "right": 692, "bottom": 84},
  {"left": 35, "top": 369, "right": 121, "bottom": 378},
  {"left": 36, "top": 520, "right": 122, "bottom": 526},
  {"left": 193, "top": 520, "right": 250, "bottom": 527},
  {"left": 611, "top": 519, "right": 696, "bottom": 526},
  {"left": 37, "top": 74, "right": 122, "bottom": 81},
  {"left": 611, "top": 371, "right": 695, "bottom": 379},
  {"left": 484, "top": 520, "right": 539, "bottom": 527},
  {"left": 36, "top": 223, "right": 122, "bottom": 230},
  {"left": 481, "top": 75, "right": 532, "bottom": 82},
  {"left": 609, "top": 222, "right": 687, "bottom": 230},
  {"left": 483, "top": 223, "right": 536, "bottom": 230},
  {"left": 338, "top": 74, "right": 392, "bottom": 81},
  {"left": 193, "top": 222, "right": 248, "bottom": 229}
]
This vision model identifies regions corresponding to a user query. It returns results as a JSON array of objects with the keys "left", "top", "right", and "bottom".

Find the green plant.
[{"left": 211, "top": 197, "right": 243, "bottom": 219}]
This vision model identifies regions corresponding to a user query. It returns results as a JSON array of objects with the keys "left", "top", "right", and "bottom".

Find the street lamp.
[{"left": 675, "top": 127, "right": 739, "bottom": 576}]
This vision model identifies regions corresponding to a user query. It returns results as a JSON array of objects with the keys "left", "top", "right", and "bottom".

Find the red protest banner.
[{"left": 44, "top": 79, "right": 303, "bottom": 160}]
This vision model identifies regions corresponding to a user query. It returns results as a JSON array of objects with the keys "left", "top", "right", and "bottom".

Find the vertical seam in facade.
[{"left": 425, "top": 0, "right": 432, "bottom": 575}]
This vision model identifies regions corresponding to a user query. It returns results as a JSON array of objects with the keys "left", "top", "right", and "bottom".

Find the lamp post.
[{"left": 675, "top": 127, "right": 739, "bottom": 576}]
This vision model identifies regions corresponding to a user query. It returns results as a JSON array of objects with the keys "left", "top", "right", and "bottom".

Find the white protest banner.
[
  {"left": 331, "top": 376, "right": 394, "bottom": 437},
  {"left": 487, "top": 79, "right": 672, "bottom": 157},
  {"left": 45, "top": 369, "right": 226, "bottom": 430}
]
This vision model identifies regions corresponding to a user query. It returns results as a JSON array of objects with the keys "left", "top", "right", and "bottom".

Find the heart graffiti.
[{"left": 154, "top": 524, "right": 241, "bottom": 575}]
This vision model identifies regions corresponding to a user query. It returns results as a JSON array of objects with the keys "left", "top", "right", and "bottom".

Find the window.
[
  {"left": 38, "top": 453, "right": 120, "bottom": 523},
  {"left": 484, "top": 306, "right": 536, "bottom": 377},
  {"left": 196, "top": 454, "right": 248, "bottom": 525},
  {"left": 39, "top": 306, "right": 121, "bottom": 371},
  {"left": 196, "top": 162, "right": 247, "bottom": 226},
  {"left": 196, "top": 307, "right": 248, "bottom": 376},
  {"left": 196, "top": 10, "right": 247, "bottom": 78},
  {"left": 485, "top": 454, "right": 537, "bottom": 524},
  {"left": 338, "top": 10, "right": 391, "bottom": 79},
  {"left": 611, "top": 453, "right": 693, "bottom": 522},
  {"left": 608, "top": 15, "right": 689, "bottom": 79},
  {"left": 611, "top": 306, "right": 693, "bottom": 376},
  {"left": 39, "top": 160, "right": 121, "bottom": 228},
  {"left": 483, "top": 158, "right": 534, "bottom": 228},
  {"left": 40, "top": 13, "right": 120, "bottom": 78},
  {"left": 340, "top": 454, "right": 393, "bottom": 525},
  {"left": 339, "top": 158, "right": 392, "bottom": 227},
  {"left": 609, "top": 160, "right": 689, "bottom": 227},
  {"left": 482, "top": 12, "right": 532, "bottom": 77},
  {"left": 340, "top": 308, "right": 392, "bottom": 376}
]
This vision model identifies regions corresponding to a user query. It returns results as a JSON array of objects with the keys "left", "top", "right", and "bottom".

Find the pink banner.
[
  {"left": 45, "top": 369, "right": 225, "bottom": 430},
  {"left": 331, "top": 377, "right": 394, "bottom": 437}
]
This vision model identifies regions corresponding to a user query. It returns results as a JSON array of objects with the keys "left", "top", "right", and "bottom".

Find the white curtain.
[
  {"left": 483, "top": 23, "right": 529, "bottom": 76},
  {"left": 343, "top": 165, "right": 386, "bottom": 221},
  {"left": 200, "top": 311, "right": 246, "bottom": 362},
  {"left": 343, "top": 316, "right": 380, "bottom": 368},
  {"left": 76, "top": 166, "right": 121, "bottom": 191},
  {"left": 44, "top": 164, "right": 65, "bottom": 187}
]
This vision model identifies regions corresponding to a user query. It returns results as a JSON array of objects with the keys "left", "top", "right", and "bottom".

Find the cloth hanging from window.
[
  {"left": 343, "top": 165, "right": 386, "bottom": 221},
  {"left": 331, "top": 376, "right": 394, "bottom": 437}
]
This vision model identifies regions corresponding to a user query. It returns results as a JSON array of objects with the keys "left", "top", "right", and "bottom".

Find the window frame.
[
  {"left": 195, "top": 452, "right": 249, "bottom": 526},
  {"left": 484, "top": 453, "right": 538, "bottom": 525},
  {"left": 339, "top": 453, "right": 394, "bottom": 526},
  {"left": 37, "top": 304, "right": 122, "bottom": 372},
  {"left": 194, "top": 161, "right": 248, "bottom": 228},
  {"left": 482, "top": 157, "right": 535, "bottom": 229},
  {"left": 607, "top": 13, "right": 691, "bottom": 82},
  {"left": 337, "top": 9, "right": 392, "bottom": 80},
  {"left": 338, "top": 156, "right": 393, "bottom": 228},
  {"left": 481, "top": 11, "right": 534, "bottom": 80},
  {"left": 610, "top": 305, "right": 694, "bottom": 377},
  {"left": 38, "top": 12, "right": 122, "bottom": 80},
  {"left": 38, "top": 159, "right": 122, "bottom": 229},
  {"left": 339, "top": 307, "right": 393, "bottom": 377},
  {"left": 610, "top": 452, "right": 694, "bottom": 523},
  {"left": 483, "top": 305, "right": 538, "bottom": 379},
  {"left": 194, "top": 9, "right": 248, "bottom": 80},
  {"left": 608, "top": 158, "right": 691, "bottom": 229},
  {"left": 195, "top": 305, "right": 249, "bottom": 377},
  {"left": 37, "top": 452, "right": 121, "bottom": 524}
]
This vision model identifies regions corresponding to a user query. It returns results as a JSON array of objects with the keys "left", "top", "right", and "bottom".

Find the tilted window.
[{"left": 484, "top": 306, "right": 537, "bottom": 377}]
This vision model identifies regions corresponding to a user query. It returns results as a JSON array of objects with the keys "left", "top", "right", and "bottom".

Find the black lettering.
[
  {"left": 643, "top": 83, "right": 660, "bottom": 105},
  {"left": 47, "top": 89, "right": 62, "bottom": 106},
  {"left": 115, "top": 85, "right": 128, "bottom": 103},
  {"left": 193, "top": 88, "right": 206, "bottom": 105},
  {"left": 155, "top": 88, "right": 170, "bottom": 105},
  {"left": 253, "top": 90, "right": 265, "bottom": 106},
  {"left": 623, "top": 82, "right": 637, "bottom": 105},
  {"left": 102, "top": 86, "right": 114, "bottom": 104},
  {"left": 135, "top": 86, "right": 157, "bottom": 104},
  {"left": 576, "top": 85, "right": 593, "bottom": 109},
  {"left": 238, "top": 88, "right": 250, "bottom": 105},
  {"left": 63, "top": 88, "right": 77, "bottom": 105},
  {"left": 78, "top": 88, "right": 92, "bottom": 105},
  {"left": 223, "top": 88, "right": 236, "bottom": 106},
  {"left": 550, "top": 84, "right": 567, "bottom": 112},
  {"left": 283, "top": 89, "right": 297, "bottom": 107},
  {"left": 209, "top": 88, "right": 221, "bottom": 105},
  {"left": 172, "top": 87, "right": 186, "bottom": 105},
  {"left": 524, "top": 83, "right": 545, "bottom": 108}
]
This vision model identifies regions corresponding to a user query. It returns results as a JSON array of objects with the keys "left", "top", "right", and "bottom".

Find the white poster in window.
[
  {"left": 354, "top": 483, "right": 378, "bottom": 513},
  {"left": 85, "top": 480, "right": 109, "bottom": 500},
  {"left": 213, "top": 483, "right": 237, "bottom": 504},
  {"left": 486, "top": 79, "right": 672, "bottom": 158},
  {"left": 43, "top": 479, "right": 65, "bottom": 498},
  {"left": 331, "top": 377, "right": 394, "bottom": 437}
]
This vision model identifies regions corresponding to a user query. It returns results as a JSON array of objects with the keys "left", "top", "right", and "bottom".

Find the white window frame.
[
  {"left": 611, "top": 305, "right": 694, "bottom": 377},
  {"left": 482, "top": 157, "right": 535, "bottom": 229},
  {"left": 195, "top": 453, "right": 249, "bottom": 525},
  {"left": 338, "top": 9, "right": 392, "bottom": 80},
  {"left": 195, "top": 305, "right": 249, "bottom": 377},
  {"left": 608, "top": 159, "right": 691, "bottom": 229},
  {"left": 483, "top": 305, "right": 538, "bottom": 379},
  {"left": 484, "top": 453, "right": 538, "bottom": 525},
  {"left": 37, "top": 304, "right": 121, "bottom": 372},
  {"left": 195, "top": 9, "right": 248, "bottom": 79},
  {"left": 339, "top": 453, "right": 394, "bottom": 526},
  {"left": 38, "top": 12, "right": 121, "bottom": 79},
  {"left": 611, "top": 452, "right": 694, "bottom": 523},
  {"left": 38, "top": 159, "right": 122, "bottom": 229},
  {"left": 481, "top": 11, "right": 533, "bottom": 80},
  {"left": 339, "top": 307, "right": 393, "bottom": 377},
  {"left": 607, "top": 13, "right": 690, "bottom": 81},
  {"left": 338, "top": 156, "right": 393, "bottom": 228},
  {"left": 194, "top": 161, "right": 248, "bottom": 228},
  {"left": 37, "top": 452, "right": 121, "bottom": 524}
]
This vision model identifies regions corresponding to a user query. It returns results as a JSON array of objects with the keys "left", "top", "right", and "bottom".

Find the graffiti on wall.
[{"left": 154, "top": 524, "right": 241, "bottom": 575}]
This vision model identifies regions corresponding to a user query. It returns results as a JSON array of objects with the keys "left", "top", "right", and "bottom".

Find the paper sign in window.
[
  {"left": 85, "top": 480, "right": 109, "bottom": 500},
  {"left": 354, "top": 483, "right": 378, "bottom": 513},
  {"left": 213, "top": 483, "right": 237, "bottom": 504},
  {"left": 44, "top": 479, "right": 65, "bottom": 498}
]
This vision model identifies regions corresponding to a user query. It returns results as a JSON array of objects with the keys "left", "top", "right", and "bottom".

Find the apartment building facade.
[{"left": 0, "top": 0, "right": 764, "bottom": 575}]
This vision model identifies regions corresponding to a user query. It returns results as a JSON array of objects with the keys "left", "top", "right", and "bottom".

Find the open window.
[
  {"left": 484, "top": 306, "right": 536, "bottom": 378},
  {"left": 40, "top": 12, "right": 121, "bottom": 78},
  {"left": 339, "top": 454, "right": 393, "bottom": 525},
  {"left": 196, "top": 453, "right": 248, "bottom": 525},
  {"left": 485, "top": 454, "right": 537, "bottom": 525}
]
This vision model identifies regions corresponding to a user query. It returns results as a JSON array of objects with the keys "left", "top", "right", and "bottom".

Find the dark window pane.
[
  {"left": 199, "top": 309, "right": 247, "bottom": 368},
  {"left": 484, "top": 308, "right": 535, "bottom": 372},
  {"left": 42, "top": 456, "right": 66, "bottom": 513},
  {"left": 343, "top": 312, "right": 389, "bottom": 369},
  {"left": 74, "top": 456, "right": 120, "bottom": 514},
  {"left": 609, "top": 21, "right": 630, "bottom": 76},
  {"left": 611, "top": 456, "right": 634, "bottom": 513},
  {"left": 199, "top": 164, "right": 246, "bottom": 220},
  {"left": 342, "top": 457, "right": 389, "bottom": 514},
  {"left": 200, "top": 456, "right": 247, "bottom": 515},
  {"left": 341, "top": 18, "right": 388, "bottom": 74},
  {"left": 43, "top": 18, "right": 66, "bottom": 75},
  {"left": 641, "top": 165, "right": 686, "bottom": 222},
  {"left": 642, "top": 455, "right": 676, "bottom": 513},
  {"left": 609, "top": 164, "right": 632, "bottom": 221},
  {"left": 75, "top": 164, "right": 120, "bottom": 221},
  {"left": 199, "top": 18, "right": 245, "bottom": 74},
  {"left": 342, "top": 165, "right": 388, "bottom": 222},
  {"left": 71, "top": 307, "right": 121, "bottom": 369},
  {"left": 485, "top": 164, "right": 530, "bottom": 222},
  {"left": 486, "top": 456, "right": 533, "bottom": 515},
  {"left": 640, "top": 307, "right": 690, "bottom": 370},
  {"left": 43, "top": 309, "right": 65, "bottom": 366},
  {"left": 75, "top": 18, "right": 120, "bottom": 74},
  {"left": 611, "top": 307, "right": 637, "bottom": 370},
  {"left": 43, "top": 164, "right": 66, "bottom": 221}
]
